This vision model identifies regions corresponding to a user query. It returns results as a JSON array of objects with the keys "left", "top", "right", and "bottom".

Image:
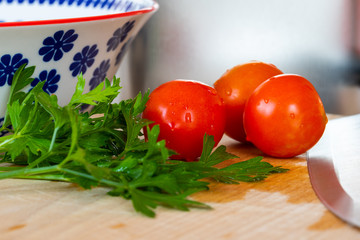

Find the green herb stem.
[
  {"left": 0, "top": 166, "right": 25, "bottom": 171},
  {"left": 27, "top": 151, "right": 55, "bottom": 169},
  {"left": 48, "top": 127, "right": 60, "bottom": 152},
  {"left": 0, "top": 134, "right": 21, "bottom": 150},
  {"left": 60, "top": 168, "right": 124, "bottom": 188},
  {"left": 0, "top": 165, "right": 59, "bottom": 180},
  {"left": 13, "top": 174, "right": 71, "bottom": 182}
]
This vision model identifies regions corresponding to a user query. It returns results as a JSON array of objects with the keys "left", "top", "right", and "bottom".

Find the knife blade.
[{"left": 307, "top": 114, "right": 360, "bottom": 228}]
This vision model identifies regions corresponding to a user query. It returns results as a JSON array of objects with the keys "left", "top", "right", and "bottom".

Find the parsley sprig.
[{"left": 0, "top": 65, "right": 288, "bottom": 217}]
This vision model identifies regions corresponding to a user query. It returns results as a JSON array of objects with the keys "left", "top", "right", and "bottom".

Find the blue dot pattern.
[{"left": 0, "top": 0, "right": 149, "bottom": 11}]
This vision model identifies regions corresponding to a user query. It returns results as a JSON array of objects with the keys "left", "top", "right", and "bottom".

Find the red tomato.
[
  {"left": 243, "top": 74, "right": 328, "bottom": 158},
  {"left": 214, "top": 61, "right": 283, "bottom": 142},
  {"left": 142, "top": 80, "right": 226, "bottom": 161}
]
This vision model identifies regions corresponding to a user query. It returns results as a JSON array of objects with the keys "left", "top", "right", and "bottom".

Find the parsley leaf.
[{"left": 0, "top": 65, "right": 288, "bottom": 217}]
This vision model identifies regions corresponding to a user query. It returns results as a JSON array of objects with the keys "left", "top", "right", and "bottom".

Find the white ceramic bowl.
[{"left": 0, "top": 0, "right": 158, "bottom": 129}]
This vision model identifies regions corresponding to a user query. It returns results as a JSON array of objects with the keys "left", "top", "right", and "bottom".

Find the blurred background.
[{"left": 116, "top": 0, "right": 360, "bottom": 115}]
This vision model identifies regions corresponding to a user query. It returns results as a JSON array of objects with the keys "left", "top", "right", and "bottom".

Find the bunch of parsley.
[{"left": 0, "top": 65, "right": 287, "bottom": 217}]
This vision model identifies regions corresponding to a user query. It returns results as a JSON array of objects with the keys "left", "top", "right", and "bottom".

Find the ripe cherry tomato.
[
  {"left": 243, "top": 74, "right": 328, "bottom": 158},
  {"left": 142, "top": 80, "right": 226, "bottom": 161},
  {"left": 214, "top": 61, "right": 283, "bottom": 142}
]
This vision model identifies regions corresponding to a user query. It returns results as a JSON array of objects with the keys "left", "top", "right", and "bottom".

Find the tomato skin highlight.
[
  {"left": 243, "top": 74, "right": 328, "bottom": 158},
  {"left": 214, "top": 61, "right": 283, "bottom": 143},
  {"left": 142, "top": 80, "right": 226, "bottom": 161}
]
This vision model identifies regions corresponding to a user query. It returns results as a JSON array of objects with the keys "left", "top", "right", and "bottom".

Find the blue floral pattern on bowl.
[
  {"left": 90, "top": 59, "right": 111, "bottom": 90},
  {"left": 30, "top": 69, "right": 61, "bottom": 94},
  {"left": 0, "top": 54, "right": 28, "bottom": 86},
  {"left": 39, "top": 29, "right": 78, "bottom": 62},
  {"left": 107, "top": 20, "right": 135, "bottom": 52},
  {"left": 0, "top": 0, "right": 158, "bottom": 121},
  {"left": 0, "top": 117, "right": 5, "bottom": 137},
  {"left": 69, "top": 44, "right": 99, "bottom": 77},
  {"left": 115, "top": 36, "right": 134, "bottom": 66}
]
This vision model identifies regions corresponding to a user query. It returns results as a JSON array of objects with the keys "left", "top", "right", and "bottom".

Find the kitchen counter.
[{"left": 1, "top": 116, "right": 359, "bottom": 240}]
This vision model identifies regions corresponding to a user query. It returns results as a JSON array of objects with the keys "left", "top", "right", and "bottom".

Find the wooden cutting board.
[{"left": 1, "top": 116, "right": 359, "bottom": 240}]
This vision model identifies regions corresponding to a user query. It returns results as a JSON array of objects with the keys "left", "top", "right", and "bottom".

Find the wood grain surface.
[{"left": 0, "top": 116, "right": 359, "bottom": 240}]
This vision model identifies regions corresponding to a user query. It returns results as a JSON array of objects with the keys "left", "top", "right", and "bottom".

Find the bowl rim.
[{"left": 0, "top": 0, "right": 158, "bottom": 28}]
